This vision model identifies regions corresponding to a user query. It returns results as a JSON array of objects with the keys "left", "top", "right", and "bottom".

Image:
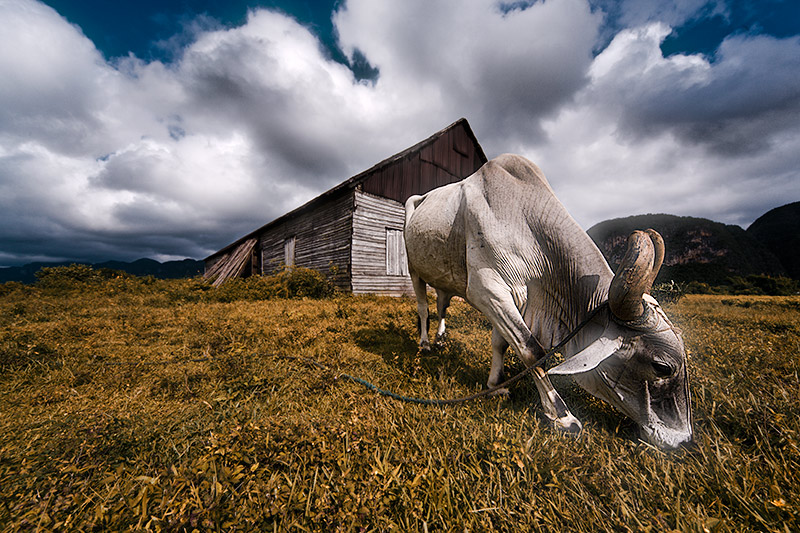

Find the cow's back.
[
  {"left": 490, "top": 153, "right": 556, "bottom": 193},
  {"left": 466, "top": 154, "right": 561, "bottom": 229},
  {"left": 405, "top": 153, "right": 594, "bottom": 301}
]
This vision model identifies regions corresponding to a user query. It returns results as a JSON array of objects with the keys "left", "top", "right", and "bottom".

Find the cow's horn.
[
  {"left": 644, "top": 229, "right": 664, "bottom": 294},
  {"left": 609, "top": 230, "right": 656, "bottom": 321}
]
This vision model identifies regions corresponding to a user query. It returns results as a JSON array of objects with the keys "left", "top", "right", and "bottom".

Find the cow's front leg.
[
  {"left": 533, "top": 368, "right": 582, "bottom": 433},
  {"left": 488, "top": 327, "right": 510, "bottom": 396},
  {"left": 524, "top": 337, "right": 582, "bottom": 433},
  {"left": 468, "top": 274, "right": 582, "bottom": 432}
]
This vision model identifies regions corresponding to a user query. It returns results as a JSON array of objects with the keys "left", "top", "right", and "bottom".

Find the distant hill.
[
  {"left": 587, "top": 214, "right": 786, "bottom": 285},
  {"left": 747, "top": 201, "right": 800, "bottom": 280},
  {"left": 0, "top": 258, "right": 204, "bottom": 284}
]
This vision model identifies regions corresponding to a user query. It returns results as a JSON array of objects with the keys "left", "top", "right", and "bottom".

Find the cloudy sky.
[{"left": 1, "top": 0, "right": 798, "bottom": 266}]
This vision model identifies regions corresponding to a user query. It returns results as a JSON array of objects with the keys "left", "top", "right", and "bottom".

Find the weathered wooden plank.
[
  {"left": 351, "top": 190, "right": 413, "bottom": 296},
  {"left": 360, "top": 121, "right": 478, "bottom": 204},
  {"left": 206, "top": 119, "right": 488, "bottom": 295},
  {"left": 205, "top": 238, "right": 257, "bottom": 286},
  {"left": 257, "top": 191, "right": 354, "bottom": 290}
]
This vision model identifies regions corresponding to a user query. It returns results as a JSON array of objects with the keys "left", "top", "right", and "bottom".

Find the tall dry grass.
[{"left": 0, "top": 275, "right": 798, "bottom": 531}]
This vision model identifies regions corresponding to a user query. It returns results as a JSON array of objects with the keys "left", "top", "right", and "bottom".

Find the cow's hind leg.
[
  {"left": 434, "top": 289, "right": 452, "bottom": 345},
  {"left": 411, "top": 273, "right": 431, "bottom": 352}
]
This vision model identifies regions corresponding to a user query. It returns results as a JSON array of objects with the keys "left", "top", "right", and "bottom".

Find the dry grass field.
[{"left": 1, "top": 270, "right": 798, "bottom": 531}]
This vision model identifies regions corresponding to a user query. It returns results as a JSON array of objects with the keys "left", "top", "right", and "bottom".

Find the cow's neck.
[{"left": 530, "top": 223, "right": 613, "bottom": 347}]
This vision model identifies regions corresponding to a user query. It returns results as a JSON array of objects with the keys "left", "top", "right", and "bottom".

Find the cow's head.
[{"left": 549, "top": 230, "right": 693, "bottom": 449}]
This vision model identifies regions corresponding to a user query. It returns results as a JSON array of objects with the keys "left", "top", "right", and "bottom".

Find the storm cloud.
[{"left": 0, "top": 0, "right": 798, "bottom": 265}]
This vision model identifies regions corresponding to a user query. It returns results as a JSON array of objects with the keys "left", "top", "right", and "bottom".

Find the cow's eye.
[{"left": 651, "top": 361, "right": 674, "bottom": 378}]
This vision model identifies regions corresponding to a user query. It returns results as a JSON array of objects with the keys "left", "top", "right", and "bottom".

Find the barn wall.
[
  {"left": 351, "top": 190, "right": 414, "bottom": 296},
  {"left": 258, "top": 191, "right": 354, "bottom": 290},
  {"left": 205, "top": 254, "right": 223, "bottom": 275},
  {"left": 204, "top": 119, "right": 486, "bottom": 293},
  {"left": 360, "top": 122, "right": 486, "bottom": 204}
]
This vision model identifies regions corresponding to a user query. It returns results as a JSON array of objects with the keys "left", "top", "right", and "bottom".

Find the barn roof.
[{"left": 205, "top": 118, "right": 486, "bottom": 262}]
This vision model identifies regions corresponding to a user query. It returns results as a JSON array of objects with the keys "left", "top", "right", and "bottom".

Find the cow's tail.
[{"left": 404, "top": 194, "right": 425, "bottom": 228}]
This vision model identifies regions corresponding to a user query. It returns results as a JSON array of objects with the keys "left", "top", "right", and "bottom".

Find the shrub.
[
  {"left": 164, "top": 277, "right": 213, "bottom": 303},
  {"left": 210, "top": 267, "right": 335, "bottom": 301},
  {"left": 736, "top": 274, "right": 799, "bottom": 296},
  {"left": 271, "top": 266, "right": 335, "bottom": 299},
  {"left": 35, "top": 264, "right": 122, "bottom": 289},
  {"left": 210, "top": 276, "right": 277, "bottom": 302},
  {"left": 683, "top": 281, "right": 718, "bottom": 295},
  {"left": 681, "top": 275, "right": 799, "bottom": 296},
  {"left": 651, "top": 280, "right": 686, "bottom": 303},
  {"left": 27, "top": 264, "right": 335, "bottom": 301},
  {"left": 0, "top": 281, "right": 27, "bottom": 297},
  {"left": 32, "top": 264, "right": 169, "bottom": 298}
]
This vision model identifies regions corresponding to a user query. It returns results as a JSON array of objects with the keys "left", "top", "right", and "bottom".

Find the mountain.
[
  {"left": 93, "top": 258, "right": 204, "bottom": 279},
  {"left": 0, "top": 258, "right": 204, "bottom": 284},
  {"left": 587, "top": 214, "right": 786, "bottom": 285},
  {"left": 747, "top": 201, "right": 800, "bottom": 280}
]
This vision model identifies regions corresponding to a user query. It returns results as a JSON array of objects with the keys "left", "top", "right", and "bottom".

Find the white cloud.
[
  {"left": 612, "top": 0, "right": 724, "bottom": 28},
  {"left": 335, "top": 0, "right": 601, "bottom": 147},
  {"left": 0, "top": 3, "right": 396, "bottom": 263},
  {"left": 0, "top": 1, "right": 112, "bottom": 156},
  {"left": 532, "top": 23, "right": 800, "bottom": 228}
]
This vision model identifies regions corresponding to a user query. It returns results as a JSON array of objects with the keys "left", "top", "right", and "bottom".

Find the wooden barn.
[{"left": 204, "top": 118, "right": 487, "bottom": 295}]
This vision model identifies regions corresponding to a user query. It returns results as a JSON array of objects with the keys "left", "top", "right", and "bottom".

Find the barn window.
[
  {"left": 386, "top": 229, "right": 408, "bottom": 276},
  {"left": 284, "top": 236, "right": 296, "bottom": 267}
]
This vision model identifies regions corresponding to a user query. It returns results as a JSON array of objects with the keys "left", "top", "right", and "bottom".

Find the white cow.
[{"left": 404, "top": 154, "right": 692, "bottom": 449}]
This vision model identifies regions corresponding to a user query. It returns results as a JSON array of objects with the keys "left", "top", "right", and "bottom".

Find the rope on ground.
[
  {"left": 280, "top": 302, "right": 608, "bottom": 406},
  {"left": 278, "top": 353, "right": 535, "bottom": 405}
]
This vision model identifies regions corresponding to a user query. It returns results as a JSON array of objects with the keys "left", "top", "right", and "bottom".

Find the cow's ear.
[{"left": 547, "top": 329, "right": 624, "bottom": 375}]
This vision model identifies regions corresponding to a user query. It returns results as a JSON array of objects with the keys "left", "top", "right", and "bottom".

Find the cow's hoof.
[
  {"left": 488, "top": 387, "right": 510, "bottom": 397},
  {"left": 552, "top": 415, "right": 582, "bottom": 435},
  {"left": 418, "top": 341, "right": 431, "bottom": 353},
  {"left": 433, "top": 332, "right": 448, "bottom": 346}
]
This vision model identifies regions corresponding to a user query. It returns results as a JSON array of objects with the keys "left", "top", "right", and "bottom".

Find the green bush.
[
  {"left": 684, "top": 281, "right": 719, "bottom": 295},
  {"left": 0, "top": 281, "right": 27, "bottom": 298},
  {"left": 210, "top": 276, "right": 276, "bottom": 302},
  {"left": 271, "top": 266, "right": 335, "bottom": 298},
  {"left": 732, "top": 274, "right": 799, "bottom": 296},
  {"left": 163, "top": 277, "right": 213, "bottom": 303},
  {"left": 27, "top": 264, "right": 335, "bottom": 302},
  {"left": 210, "top": 267, "right": 335, "bottom": 301},
  {"left": 651, "top": 281, "right": 686, "bottom": 303},
  {"left": 34, "top": 264, "right": 128, "bottom": 289},
  {"left": 682, "top": 274, "right": 800, "bottom": 296}
]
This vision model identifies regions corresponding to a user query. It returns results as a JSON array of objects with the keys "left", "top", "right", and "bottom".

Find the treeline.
[
  {"left": 651, "top": 275, "right": 799, "bottom": 302},
  {"left": 4, "top": 264, "right": 796, "bottom": 304},
  {"left": 683, "top": 274, "right": 799, "bottom": 296},
  {"left": 0, "top": 258, "right": 203, "bottom": 284},
  {"left": 1, "top": 263, "right": 335, "bottom": 301}
]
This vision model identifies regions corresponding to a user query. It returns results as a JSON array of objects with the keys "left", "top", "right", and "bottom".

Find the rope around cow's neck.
[{"left": 285, "top": 301, "right": 610, "bottom": 406}]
